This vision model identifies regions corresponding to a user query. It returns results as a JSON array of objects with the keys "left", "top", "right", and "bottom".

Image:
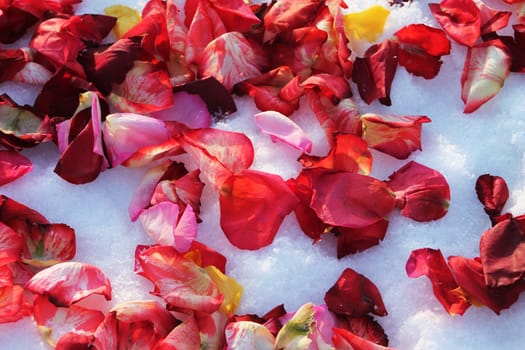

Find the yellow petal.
[
  {"left": 104, "top": 5, "right": 142, "bottom": 38},
  {"left": 204, "top": 266, "right": 243, "bottom": 317},
  {"left": 343, "top": 5, "right": 390, "bottom": 43}
]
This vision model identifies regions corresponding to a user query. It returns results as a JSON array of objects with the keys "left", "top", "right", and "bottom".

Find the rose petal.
[{"left": 255, "top": 111, "right": 312, "bottom": 152}]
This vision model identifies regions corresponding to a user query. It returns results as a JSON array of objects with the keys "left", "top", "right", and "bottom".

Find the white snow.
[{"left": 1, "top": 0, "right": 525, "bottom": 349}]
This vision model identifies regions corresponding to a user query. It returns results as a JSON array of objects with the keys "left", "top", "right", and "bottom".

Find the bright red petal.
[
  {"left": 394, "top": 24, "right": 450, "bottom": 79},
  {"left": 475, "top": 174, "right": 509, "bottom": 218},
  {"left": 0, "top": 285, "right": 32, "bottom": 323},
  {"left": 299, "top": 134, "right": 372, "bottom": 174},
  {"left": 344, "top": 316, "right": 389, "bottom": 347},
  {"left": 360, "top": 113, "right": 431, "bottom": 159},
  {"left": 428, "top": 0, "right": 481, "bottom": 47},
  {"left": 479, "top": 216, "right": 525, "bottom": 287},
  {"left": 184, "top": 241, "right": 228, "bottom": 274},
  {"left": 25, "top": 261, "right": 112, "bottom": 306},
  {"left": 310, "top": 170, "right": 395, "bottom": 229},
  {"left": 406, "top": 248, "right": 471, "bottom": 315},
  {"left": 332, "top": 327, "right": 395, "bottom": 350},
  {"left": 387, "top": 161, "right": 450, "bottom": 222},
  {"left": 219, "top": 169, "right": 299, "bottom": 250},
  {"left": 324, "top": 268, "right": 387, "bottom": 317},
  {"left": 0, "top": 222, "right": 23, "bottom": 266}
]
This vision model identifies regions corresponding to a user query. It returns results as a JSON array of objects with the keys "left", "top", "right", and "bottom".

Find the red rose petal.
[
  {"left": 475, "top": 174, "right": 509, "bottom": 218},
  {"left": 429, "top": 0, "right": 481, "bottom": 47},
  {"left": 25, "top": 261, "right": 112, "bottom": 307}
]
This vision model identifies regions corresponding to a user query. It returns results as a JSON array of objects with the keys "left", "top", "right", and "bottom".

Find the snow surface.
[{"left": 1, "top": 0, "right": 525, "bottom": 349}]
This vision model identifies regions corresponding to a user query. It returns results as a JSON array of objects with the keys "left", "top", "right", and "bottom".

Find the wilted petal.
[
  {"left": 475, "top": 174, "right": 509, "bottom": 218},
  {"left": 461, "top": 40, "right": 510, "bottom": 113},
  {"left": 219, "top": 170, "right": 299, "bottom": 250},
  {"left": 406, "top": 248, "right": 471, "bottom": 315},
  {"left": 386, "top": 161, "right": 450, "bottom": 222},
  {"left": 33, "top": 295, "right": 104, "bottom": 347},
  {"left": 225, "top": 321, "right": 275, "bottom": 350},
  {"left": 104, "top": 113, "right": 170, "bottom": 167},
  {"left": 361, "top": 114, "right": 431, "bottom": 159},
  {"left": 135, "top": 245, "right": 223, "bottom": 313},
  {"left": 199, "top": 32, "right": 267, "bottom": 92},
  {"left": 25, "top": 261, "right": 112, "bottom": 306},
  {"left": 480, "top": 216, "right": 525, "bottom": 287},
  {"left": 255, "top": 111, "right": 312, "bottom": 152},
  {"left": 310, "top": 170, "right": 395, "bottom": 229},
  {"left": 325, "top": 268, "right": 387, "bottom": 317}
]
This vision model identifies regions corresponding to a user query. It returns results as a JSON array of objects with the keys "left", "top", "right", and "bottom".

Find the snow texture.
[{"left": 1, "top": 0, "right": 525, "bottom": 349}]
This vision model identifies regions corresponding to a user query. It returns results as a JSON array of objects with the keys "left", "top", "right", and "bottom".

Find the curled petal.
[
  {"left": 22, "top": 223, "right": 76, "bottom": 268},
  {"left": 310, "top": 170, "right": 395, "bottom": 229},
  {"left": 219, "top": 170, "right": 299, "bottom": 250},
  {"left": 152, "top": 92, "right": 211, "bottom": 129},
  {"left": 475, "top": 174, "right": 509, "bottom": 218},
  {"left": 324, "top": 268, "right": 387, "bottom": 317},
  {"left": 25, "top": 261, "right": 112, "bottom": 307},
  {"left": 387, "top": 161, "right": 450, "bottom": 222},
  {"left": 352, "top": 40, "right": 398, "bottom": 106},
  {"left": 204, "top": 265, "right": 243, "bottom": 317},
  {"left": 255, "top": 111, "right": 312, "bottom": 153},
  {"left": 33, "top": 295, "right": 104, "bottom": 347},
  {"left": 406, "top": 248, "right": 471, "bottom": 315},
  {"left": 154, "top": 313, "right": 201, "bottom": 349},
  {"left": 461, "top": 40, "right": 510, "bottom": 113},
  {"left": 263, "top": 0, "right": 323, "bottom": 42},
  {"left": 360, "top": 114, "right": 431, "bottom": 159},
  {"left": 428, "top": 0, "right": 481, "bottom": 47},
  {"left": 183, "top": 241, "right": 228, "bottom": 274}
]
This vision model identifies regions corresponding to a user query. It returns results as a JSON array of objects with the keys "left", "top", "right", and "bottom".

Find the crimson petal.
[
  {"left": 336, "top": 219, "right": 389, "bottom": 258},
  {"left": 479, "top": 216, "right": 525, "bottom": 287},
  {"left": 352, "top": 39, "right": 398, "bottom": 106},
  {"left": 25, "top": 261, "right": 112, "bottom": 307},
  {"left": 21, "top": 223, "right": 76, "bottom": 268},
  {"left": 332, "top": 327, "right": 395, "bottom": 350},
  {"left": 475, "top": 174, "right": 509, "bottom": 218},
  {"left": 0, "top": 285, "right": 32, "bottom": 323},
  {"left": 386, "top": 161, "right": 450, "bottom": 222},
  {"left": 428, "top": 0, "right": 481, "bottom": 47},
  {"left": 324, "top": 268, "right": 387, "bottom": 317}
]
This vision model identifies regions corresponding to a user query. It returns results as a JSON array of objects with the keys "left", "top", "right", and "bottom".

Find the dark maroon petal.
[
  {"left": 475, "top": 174, "right": 509, "bottom": 218},
  {"left": 0, "top": 7, "right": 38, "bottom": 44}
]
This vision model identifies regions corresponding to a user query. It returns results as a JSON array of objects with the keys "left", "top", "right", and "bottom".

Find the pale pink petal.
[
  {"left": 254, "top": 111, "right": 312, "bottom": 153},
  {"left": 173, "top": 205, "right": 198, "bottom": 253},
  {"left": 104, "top": 113, "right": 170, "bottom": 167},
  {"left": 129, "top": 162, "right": 172, "bottom": 221},
  {"left": 139, "top": 202, "right": 179, "bottom": 247},
  {"left": 152, "top": 91, "right": 211, "bottom": 129}
]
